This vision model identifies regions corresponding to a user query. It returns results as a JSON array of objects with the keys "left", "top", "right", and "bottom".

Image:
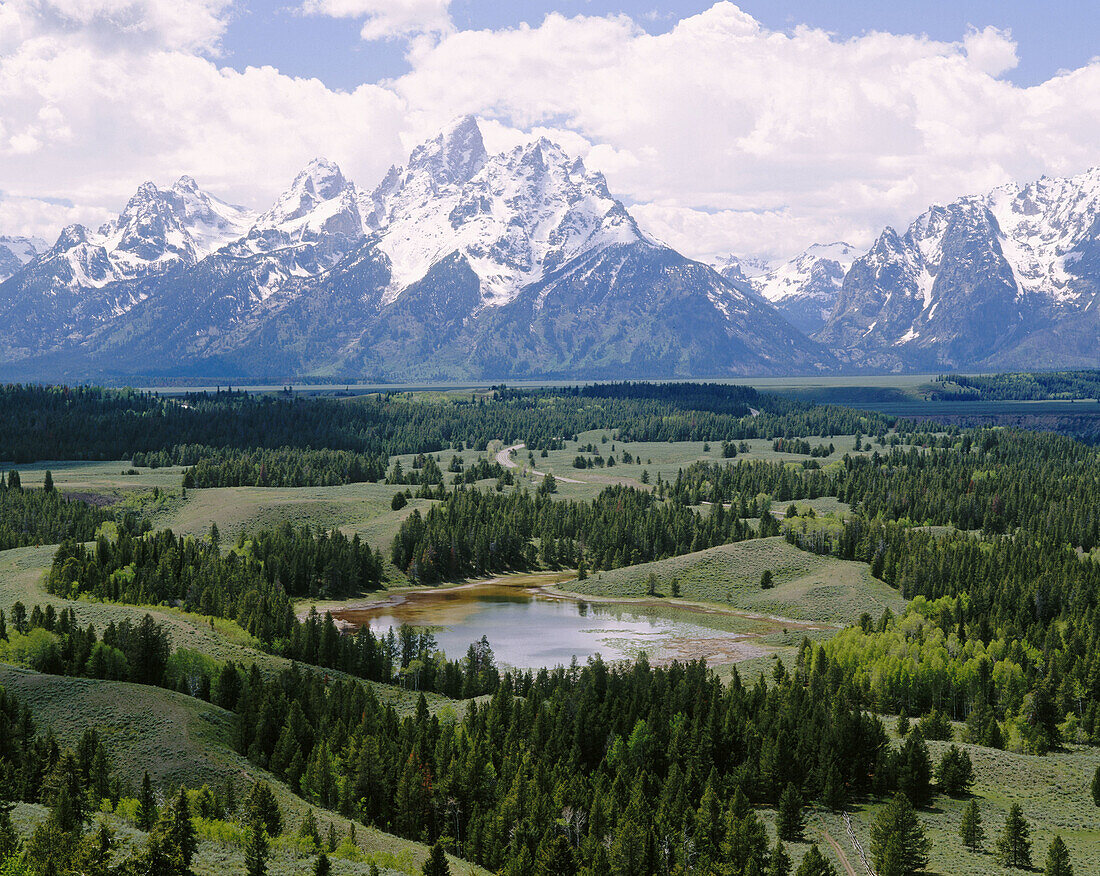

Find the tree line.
[
  {"left": 0, "top": 383, "right": 893, "bottom": 469},
  {"left": 390, "top": 484, "right": 754, "bottom": 583},
  {"left": 0, "top": 472, "right": 142, "bottom": 551}
]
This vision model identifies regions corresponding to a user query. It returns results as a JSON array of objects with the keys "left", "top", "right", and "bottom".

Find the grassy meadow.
[
  {"left": 559, "top": 537, "right": 906, "bottom": 625},
  {"left": 4, "top": 410, "right": 1100, "bottom": 876}
]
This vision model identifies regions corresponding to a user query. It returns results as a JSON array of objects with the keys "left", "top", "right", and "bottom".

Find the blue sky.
[
  {"left": 218, "top": 1, "right": 1096, "bottom": 90},
  {"left": 3, "top": 0, "right": 1100, "bottom": 261}
]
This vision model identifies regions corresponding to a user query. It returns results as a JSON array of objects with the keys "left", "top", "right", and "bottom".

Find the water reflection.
[{"left": 333, "top": 583, "right": 758, "bottom": 669}]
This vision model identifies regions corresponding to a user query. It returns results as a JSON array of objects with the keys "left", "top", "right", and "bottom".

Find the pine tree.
[
  {"left": 137, "top": 772, "right": 158, "bottom": 832},
  {"left": 161, "top": 787, "right": 197, "bottom": 872},
  {"left": 0, "top": 797, "right": 19, "bottom": 858},
  {"left": 1043, "top": 836, "right": 1073, "bottom": 876},
  {"left": 959, "top": 800, "right": 984, "bottom": 850},
  {"left": 995, "top": 804, "right": 1032, "bottom": 869},
  {"left": 535, "top": 834, "right": 576, "bottom": 876},
  {"left": 870, "top": 793, "right": 931, "bottom": 876},
  {"left": 896, "top": 731, "right": 932, "bottom": 806},
  {"left": 299, "top": 810, "right": 321, "bottom": 848},
  {"left": 794, "top": 844, "right": 837, "bottom": 876},
  {"left": 936, "top": 745, "right": 974, "bottom": 796},
  {"left": 43, "top": 470, "right": 53, "bottom": 492},
  {"left": 767, "top": 841, "right": 792, "bottom": 876},
  {"left": 326, "top": 822, "right": 338, "bottom": 852},
  {"left": 1092, "top": 764, "right": 1100, "bottom": 807},
  {"left": 422, "top": 840, "right": 450, "bottom": 876},
  {"left": 822, "top": 763, "right": 846, "bottom": 811},
  {"left": 246, "top": 781, "right": 282, "bottom": 837},
  {"left": 777, "top": 782, "right": 804, "bottom": 840},
  {"left": 84, "top": 822, "right": 113, "bottom": 876},
  {"left": 314, "top": 852, "right": 331, "bottom": 876},
  {"left": 244, "top": 820, "right": 269, "bottom": 876}
]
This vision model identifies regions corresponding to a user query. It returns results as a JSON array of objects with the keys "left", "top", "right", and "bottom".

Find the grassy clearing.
[
  {"left": 12, "top": 459, "right": 189, "bottom": 496},
  {"left": 560, "top": 536, "right": 905, "bottom": 624},
  {"left": 157, "top": 483, "right": 401, "bottom": 540},
  {"left": 0, "top": 546, "right": 459, "bottom": 717},
  {"left": 838, "top": 737, "right": 1100, "bottom": 876},
  {"left": 1, "top": 670, "right": 486, "bottom": 876}
]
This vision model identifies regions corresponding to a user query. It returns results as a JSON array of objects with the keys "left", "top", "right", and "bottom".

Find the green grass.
[
  {"left": 561, "top": 536, "right": 905, "bottom": 624},
  {"left": 1, "top": 670, "right": 486, "bottom": 876},
  {"left": 839, "top": 736, "right": 1100, "bottom": 876},
  {"left": 13, "top": 459, "right": 190, "bottom": 496},
  {"left": 6, "top": 439, "right": 876, "bottom": 562},
  {"left": 0, "top": 545, "right": 461, "bottom": 717}
]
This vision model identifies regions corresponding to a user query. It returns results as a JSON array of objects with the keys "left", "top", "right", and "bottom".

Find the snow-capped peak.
[
  {"left": 369, "top": 120, "right": 648, "bottom": 307},
  {"left": 755, "top": 242, "right": 856, "bottom": 301},
  {"left": 984, "top": 164, "right": 1100, "bottom": 302},
  {"left": 713, "top": 243, "right": 856, "bottom": 334},
  {"left": 406, "top": 115, "right": 489, "bottom": 187},
  {"left": 715, "top": 254, "right": 772, "bottom": 281},
  {"left": 29, "top": 177, "right": 256, "bottom": 291},
  {"left": 246, "top": 157, "right": 363, "bottom": 244},
  {"left": 0, "top": 234, "right": 47, "bottom": 283}
]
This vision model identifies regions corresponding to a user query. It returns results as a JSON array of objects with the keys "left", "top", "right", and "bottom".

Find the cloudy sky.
[{"left": 2, "top": 0, "right": 1099, "bottom": 262}]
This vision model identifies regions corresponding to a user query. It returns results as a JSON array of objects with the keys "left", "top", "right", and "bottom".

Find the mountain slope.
[
  {"left": 0, "top": 235, "right": 46, "bottom": 283},
  {"left": 820, "top": 168, "right": 1100, "bottom": 369},
  {"left": 718, "top": 243, "right": 857, "bottom": 335},
  {"left": 0, "top": 117, "right": 831, "bottom": 380}
]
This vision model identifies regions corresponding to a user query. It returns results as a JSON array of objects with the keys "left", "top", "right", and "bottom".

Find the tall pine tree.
[
  {"left": 870, "top": 793, "right": 930, "bottom": 876},
  {"left": 995, "top": 804, "right": 1032, "bottom": 870}
]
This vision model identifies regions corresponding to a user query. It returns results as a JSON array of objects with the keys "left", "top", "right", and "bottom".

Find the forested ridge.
[
  {"left": 932, "top": 370, "right": 1100, "bottom": 400},
  {"left": 0, "top": 471, "right": 147, "bottom": 551},
  {"left": 234, "top": 648, "right": 913, "bottom": 875},
  {"left": 391, "top": 484, "right": 757, "bottom": 584},
  {"left": 0, "top": 383, "right": 890, "bottom": 472},
  {"left": 3, "top": 380, "right": 1100, "bottom": 875}
]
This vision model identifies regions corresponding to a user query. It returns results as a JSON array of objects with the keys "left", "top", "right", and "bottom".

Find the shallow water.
[{"left": 333, "top": 583, "right": 765, "bottom": 669}]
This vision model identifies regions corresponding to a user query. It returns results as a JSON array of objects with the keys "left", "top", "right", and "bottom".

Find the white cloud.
[
  {"left": 391, "top": 3, "right": 1100, "bottom": 259},
  {"left": 3, "top": 1, "right": 1100, "bottom": 262},
  {"left": 963, "top": 26, "right": 1018, "bottom": 77},
  {"left": 0, "top": 194, "right": 110, "bottom": 243},
  {"left": 17, "top": 0, "right": 234, "bottom": 53},
  {"left": 0, "top": 0, "right": 408, "bottom": 237},
  {"left": 300, "top": 0, "right": 452, "bottom": 41}
]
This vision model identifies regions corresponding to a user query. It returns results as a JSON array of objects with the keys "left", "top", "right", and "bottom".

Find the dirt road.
[
  {"left": 495, "top": 443, "right": 585, "bottom": 484},
  {"left": 818, "top": 815, "right": 860, "bottom": 876}
]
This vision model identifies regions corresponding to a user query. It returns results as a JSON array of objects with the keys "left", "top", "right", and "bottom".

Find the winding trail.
[
  {"left": 495, "top": 442, "right": 585, "bottom": 484},
  {"left": 818, "top": 815, "right": 859, "bottom": 876}
]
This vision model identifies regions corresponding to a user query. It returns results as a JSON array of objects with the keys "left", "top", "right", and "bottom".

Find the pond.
[{"left": 331, "top": 581, "right": 774, "bottom": 669}]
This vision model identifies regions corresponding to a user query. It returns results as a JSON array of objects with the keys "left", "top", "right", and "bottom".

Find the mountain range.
[{"left": 1, "top": 117, "right": 1098, "bottom": 381}]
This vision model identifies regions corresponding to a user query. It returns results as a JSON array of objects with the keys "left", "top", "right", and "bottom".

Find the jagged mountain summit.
[
  {"left": 717, "top": 243, "right": 857, "bottom": 335},
  {"left": 0, "top": 236, "right": 46, "bottom": 283},
  {"left": 8, "top": 119, "right": 1093, "bottom": 379},
  {"left": 0, "top": 117, "right": 832, "bottom": 380},
  {"left": 0, "top": 178, "right": 257, "bottom": 361},
  {"left": 820, "top": 167, "right": 1100, "bottom": 369},
  {"left": 365, "top": 116, "right": 647, "bottom": 308},
  {"left": 40, "top": 176, "right": 255, "bottom": 290}
]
